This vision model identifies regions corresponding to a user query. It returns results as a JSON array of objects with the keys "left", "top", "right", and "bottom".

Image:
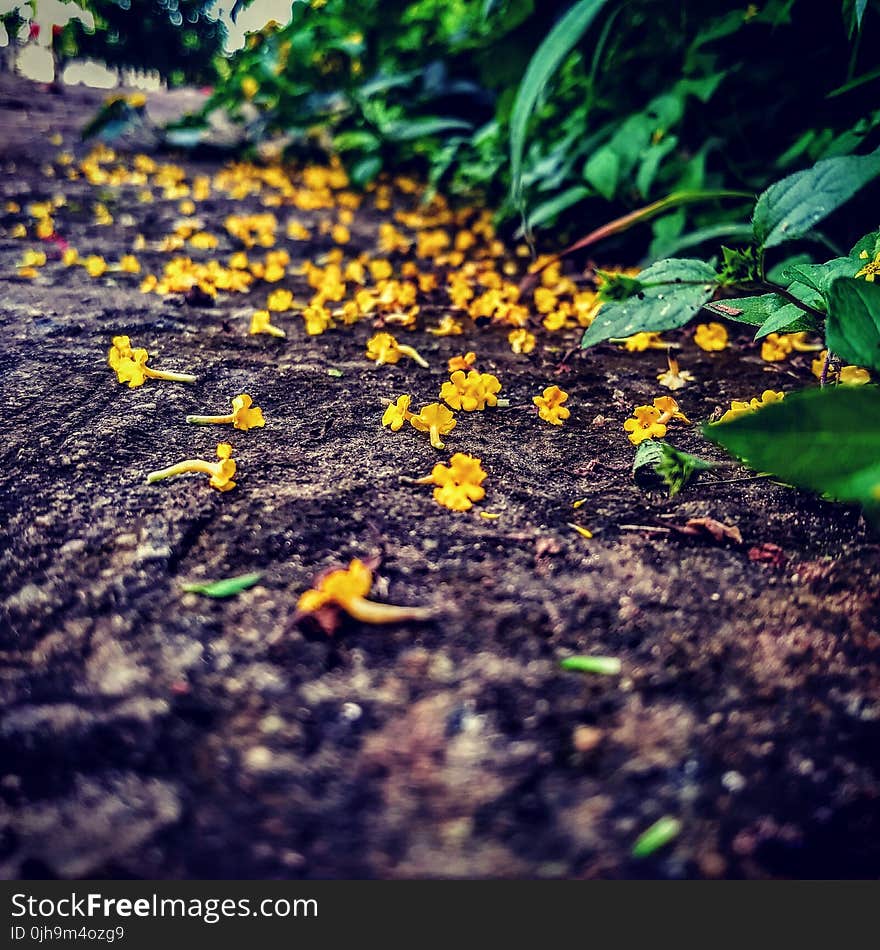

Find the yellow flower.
[
  {"left": 146, "top": 442, "right": 237, "bottom": 492},
  {"left": 190, "top": 231, "right": 219, "bottom": 250},
  {"left": 119, "top": 254, "right": 141, "bottom": 274},
  {"left": 62, "top": 247, "right": 79, "bottom": 266},
  {"left": 107, "top": 335, "right": 197, "bottom": 388},
  {"left": 297, "top": 558, "right": 433, "bottom": 626},
  {"left": 448, "top": 351, "right": 477, "bottom": 372},
  {"left": 18, "top": 266, "right": 38, "bottom": 279},
  {"left": 250, "top": 310, "right": 286, "bottom": 338},
  {"left": 366, "top": 332, "right": 428, "bottom": 368},
  {"left": 839, "top": 365, "right": 871, "bottom": 385},
  {"left": 381, "top": 395, "right": 412, "bottom": 431},
  {"left": 414, "top": 453, "right": 487, "bottom": 511},
  {"left": 615, "top": 332, "right": 669, "bottom": 352},
  {"left": 624, "top": 406, "right": 666, "bottom": 444},
  {"left": 623, "top": 396, "right": 689, "bottom": 443},
  {"left": 652, "top": 396, "right": 691, "bottom": 423},
  {"left": 187, "top": 394, "right": 265, "bottom": 431},
  {"left": 657, "top": 353, "right": 695, "bottom": 391},
  {"left": 83, "top": 255, "right": 108, "bottom": 278},
  {"left": 410, "top": 403, "right": 457, "bottom": 449},
  {"left": 718, "top": 390, "right": 785, "bottom": 423},
  {"left": 508, "top": 328, "right": 536, "bottom": 354},
  {"left": 21, "top": 249, "right": 46, "bottom": 267},
  {"left": 694, "top": 322, "right": 728, "bottom": 352},
  {"left": 241, "top": 76, "right": 259, "bottom": 100},
  {"left": 533, "top": 385, "right": 570, "bottom": 426},
  {"left": 761, "top": 332, "right": 821, "bottom": 361},
  {"left": 267, "top": 288, "right": 294, "bottom": 312},
  {"left": 11, "top": 223, "right": 26, "bottom": 238},
  {"left": 428, "top": 315, "right": 464, "bottom": 336},
  {"left": 441, "top": 370, "right": 502, "bottom": 411},
  {"left": 855, "top": 250, "right": 880, "bottom": 282}
]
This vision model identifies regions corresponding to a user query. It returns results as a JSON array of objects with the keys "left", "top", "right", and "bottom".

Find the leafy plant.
[
  {"left": 594, "top": 147, "right": 880, "bottom": 518},
  {"left": 633, "top": 440, "right": 716, "bottom": 497}
]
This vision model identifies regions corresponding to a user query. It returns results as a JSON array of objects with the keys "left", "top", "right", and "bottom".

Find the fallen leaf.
[
  {"left": 748, "top": 542, "right": 787, "bottom": 568},
  {"left": 672, "top": 517, "right": 742, "bottom": 544}
]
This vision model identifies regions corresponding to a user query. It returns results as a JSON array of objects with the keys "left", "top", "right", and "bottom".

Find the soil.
[{"left": 1, "top": 76, "right": 879, "bottom": 880}]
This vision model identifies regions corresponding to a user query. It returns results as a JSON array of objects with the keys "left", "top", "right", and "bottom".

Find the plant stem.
[
  {"left": 397, "top": 344, "right": 429, "bottom": 368},
  {"left": 344, "top": 596, "right": 434, "bottom": 624},
  {"left": 143, "top": 367, "right": 197, "bottom": 383},
  {"left": 759, "top": 282, "right": 826, "bottom": 321},
  {"left": 186, "top": 413, "right": 235, "bottom": 425},
  {"left": 820, "top": 349, "right": 834, "bottom": 387},
  {"left": 146, "top": 460, "right": 214, "bottom": 484}
]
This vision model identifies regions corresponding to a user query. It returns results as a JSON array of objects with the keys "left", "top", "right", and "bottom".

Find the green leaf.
[
  {"left": 827, "top": 277, "right": 880, "bottom": 372},
  {"left": 702, "top": 294, "right": 813, "bottom": 337},
  {"left": 560, "top": 656, "right": 622, "bottom": 676},
  {"left": 521, "top": 185, "right": 591, "bottom": 234},
  {"left": 752, "top": 148, "right": 880, "bottom": 249},
  {"left": 581, "top": 259, "right": 719, "bottom": 348},
  {"left": 632, "top": 439, "right": 715, "bottom": 497},
  {"left": 183, "top": 571, "right": 263, "bottom": 598},
  {"left": 782, "top": 258, "right": 860, "bottom": 298},
  {"left": 583, "top": 146, "right": 620, "bottom": 199},
  {"left": 753, "top": 305, "right": 818, "bottom": 339},
  {"left": 382, "top": 117, "right": 473, "bottom": 142},
  {"left": 509, "top": 0, "right": 609, "bottom": 210},
  {"left": 704, "top": 387, "right": 880, "bottom": 510},
  {"left": 632, "top": 817, "right": 682, "bottom": 858}
]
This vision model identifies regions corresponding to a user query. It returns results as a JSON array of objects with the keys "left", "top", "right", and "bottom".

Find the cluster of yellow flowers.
[
  {"left": 718, "top": 390, "right": 784, "bottom": 424},
  {"left": 624, "top": 396, "right": 690, "bottom": 445}
]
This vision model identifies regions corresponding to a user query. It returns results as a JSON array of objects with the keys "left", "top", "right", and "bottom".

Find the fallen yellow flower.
[
  {"left": 187, "top": 394, "right": 265, "bottom": 431},
  {"left": 428, "top": 315, "right": 463, "bottom": 336},
  {"left": 694, "top": 322, "right": 728, "bottom": 352},
  {"left": 381, "top": 395, "right": 413, "bottom": 431},
  {"left": 414, "top": 453, "right": 487, "bottom": 511},
  {"left": 533, "top": 385, "right": 570, "bottom": 425},
  {"left": 508, "top": 328, "right": 536, "bottom": 354},
  {"left": 267, "top": 288, "right": 294, "bottom": 312},
  {"left": 410, "top": 402, "right": 457, "bottom": 449},
  {"left": 448, "top": 351, "right": 477, "bottom": 372},
  {"left": 107, "top": 335, "right": 197, "bottom": 388},
  {"left": 297, "top": 558, "right": 433, "bottom": 626},
  {"left": 441, "top": 370, "right": 502, "bottom": 411},
  {"left": 146, "top": 442, "right": 237, "bottom": 492},
  {"left": 613, "top": 332, "right": 669, "bottom": 352},
  {"left": 718, "top": 390, "right": 785, "bottom": 423},
  {"left": 250, "top": 309, "right": 286, "bottom": 338},
  {"left": 366, "top": 332, "right": 429, "bottom": 368}
]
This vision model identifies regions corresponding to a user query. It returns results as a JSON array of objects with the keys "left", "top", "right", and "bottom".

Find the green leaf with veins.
[
  {"left": 826, "top": 277, "right": 880, "bottom": 372},
  {"left": 581, "top": 259, "right": 719, "bottom": 348},
  {"left": 704, "top": 387, "right": 880, "bottom": 513},
  {"left": 752, "top": 148, "right": 880, "bottom": 249}
]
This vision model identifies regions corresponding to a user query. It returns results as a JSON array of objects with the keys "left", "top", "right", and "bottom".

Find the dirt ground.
[{"left": 1, "top": 76, "right": 879, "bottom": 880}]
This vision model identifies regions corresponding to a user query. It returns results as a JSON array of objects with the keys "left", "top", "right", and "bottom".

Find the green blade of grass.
[
  {"left": 183, "top": 571, "right": 263, "bottom": 598},
  {"left": 560, "top": 655, "right": 622, "bottom": 675},
  {"left": 632, "top": 816, "right": 682, "bottom": 858}
]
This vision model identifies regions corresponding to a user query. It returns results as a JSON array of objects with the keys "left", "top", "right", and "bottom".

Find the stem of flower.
[
  {"left": 397, "top": 344, "right": 429, "bottom": 368},
  {"left": 343, "top": 596, "right": 435, "bottom": 624},
  {"left": 820, "top": 349, "right": 834, "bottom": 388},
  {"left": 186, "top": 413, "right": 235, "bottom": 425},
  {"left": 265, "top": 324, "right": 286, "bottom": 338},
  {"left": 146, "top": 460, "right": 214, "bottom": 484},
  {"left": 429, "top": 426, "right": 445, "bottom": 450},
  {"left": 143, "top": 368, "right": 197, "bottom": 383}
]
